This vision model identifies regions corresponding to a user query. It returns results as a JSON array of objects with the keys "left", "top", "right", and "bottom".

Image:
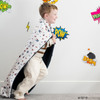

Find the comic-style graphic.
[
  {"left": 26, "top": 22, "right": 30, "bottom": 32},
  {"left": 0, "top": 0, "right": 12, "bottom": 15},
  {"left": 83, "top": 49, "right": 96, "bottom": 66},
  {"left": 91, "top": 7, "right": 100, "bottom": 24},
  {"left": 43, "top": 0, "right": 58, "bottom": 4},
  {"left": 52, "top": 26, "right": 69, "bottom": 40}
]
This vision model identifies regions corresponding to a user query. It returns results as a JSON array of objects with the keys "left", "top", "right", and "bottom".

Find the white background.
[{"left": 0, "top": 0, "right": 100, "bottom": 93}]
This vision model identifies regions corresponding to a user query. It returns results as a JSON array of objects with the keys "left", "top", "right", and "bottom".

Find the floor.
[{"left": 0, "top": 94, "right": 100, "bottom": 100}]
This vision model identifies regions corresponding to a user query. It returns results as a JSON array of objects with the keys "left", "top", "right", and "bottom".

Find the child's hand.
[{"left": 52, "top": 33, "right": 56, "bottom": 43}]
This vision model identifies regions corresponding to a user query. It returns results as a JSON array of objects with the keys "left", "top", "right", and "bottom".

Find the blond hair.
[{"left": 39, "top": 3, "right": 58, "bottom": 18}]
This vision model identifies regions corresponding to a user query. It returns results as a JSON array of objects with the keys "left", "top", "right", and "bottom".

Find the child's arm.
[
  {"left": 51, "top": 33, "right": 56, "bottom": 43},
  {"left": 47, "top": 33, "right": 56, "bottom": 47}
]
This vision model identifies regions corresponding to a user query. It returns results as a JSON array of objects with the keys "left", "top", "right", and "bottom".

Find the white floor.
[{"left": 0, "top": 94, "right": 100, "bottom": 100}]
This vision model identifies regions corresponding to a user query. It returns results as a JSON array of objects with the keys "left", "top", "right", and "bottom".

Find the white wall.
[{"left": 0, "top": 0, "right": 100, "bottom": 93}]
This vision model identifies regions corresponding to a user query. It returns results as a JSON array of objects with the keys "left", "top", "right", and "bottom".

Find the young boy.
[{"left": 0, "top": 2, "right": 58, "bottom": 100}]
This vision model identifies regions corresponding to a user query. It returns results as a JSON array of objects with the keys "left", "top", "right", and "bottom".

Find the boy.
[{"left": 0, "top": 2, "right": 58, "bottom": 100}]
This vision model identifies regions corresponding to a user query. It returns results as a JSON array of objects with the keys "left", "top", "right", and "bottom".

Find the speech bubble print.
[
  {"left": 0, "top": 0, "right": 12, "bottom": 15},
  {"left": 83, "top": 55, "right": 96, "bottom": 66},
  {"left": 83, "top": 49, "right": 97, "bottom": 66},
  {"left": 52, "top": 26, "right": 69, "bottom": 41},
  {"left": 43, "top": 0, "right": 58, "bottom": 4},
  {"left": 91, "top": 7, "right": 100, "bottom": 24}
]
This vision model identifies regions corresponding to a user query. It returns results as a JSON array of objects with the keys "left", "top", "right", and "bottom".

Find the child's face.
[{"left": 44, "top": 9, "right": 58, "bottom": 25}]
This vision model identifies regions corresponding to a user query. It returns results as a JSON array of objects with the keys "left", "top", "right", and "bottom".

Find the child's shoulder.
[
  {"left": 32, "top": 19, "right": 45, "bottom": 33},
  {"left": 35, "top": 18, "right": 45, "bottom": 29}
]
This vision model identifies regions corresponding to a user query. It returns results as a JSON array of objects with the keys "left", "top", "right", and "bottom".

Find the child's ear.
[{"left": 44, "top": 13, "right": 48, "bottom": 18}]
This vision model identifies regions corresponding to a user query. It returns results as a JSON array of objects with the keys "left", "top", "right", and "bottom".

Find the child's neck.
[
  {"left": 46, "top": 21, "right": 51, "bottom": 27},
  {"left": 44, "top": 18, "right": 51, "bottom": 27}
]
